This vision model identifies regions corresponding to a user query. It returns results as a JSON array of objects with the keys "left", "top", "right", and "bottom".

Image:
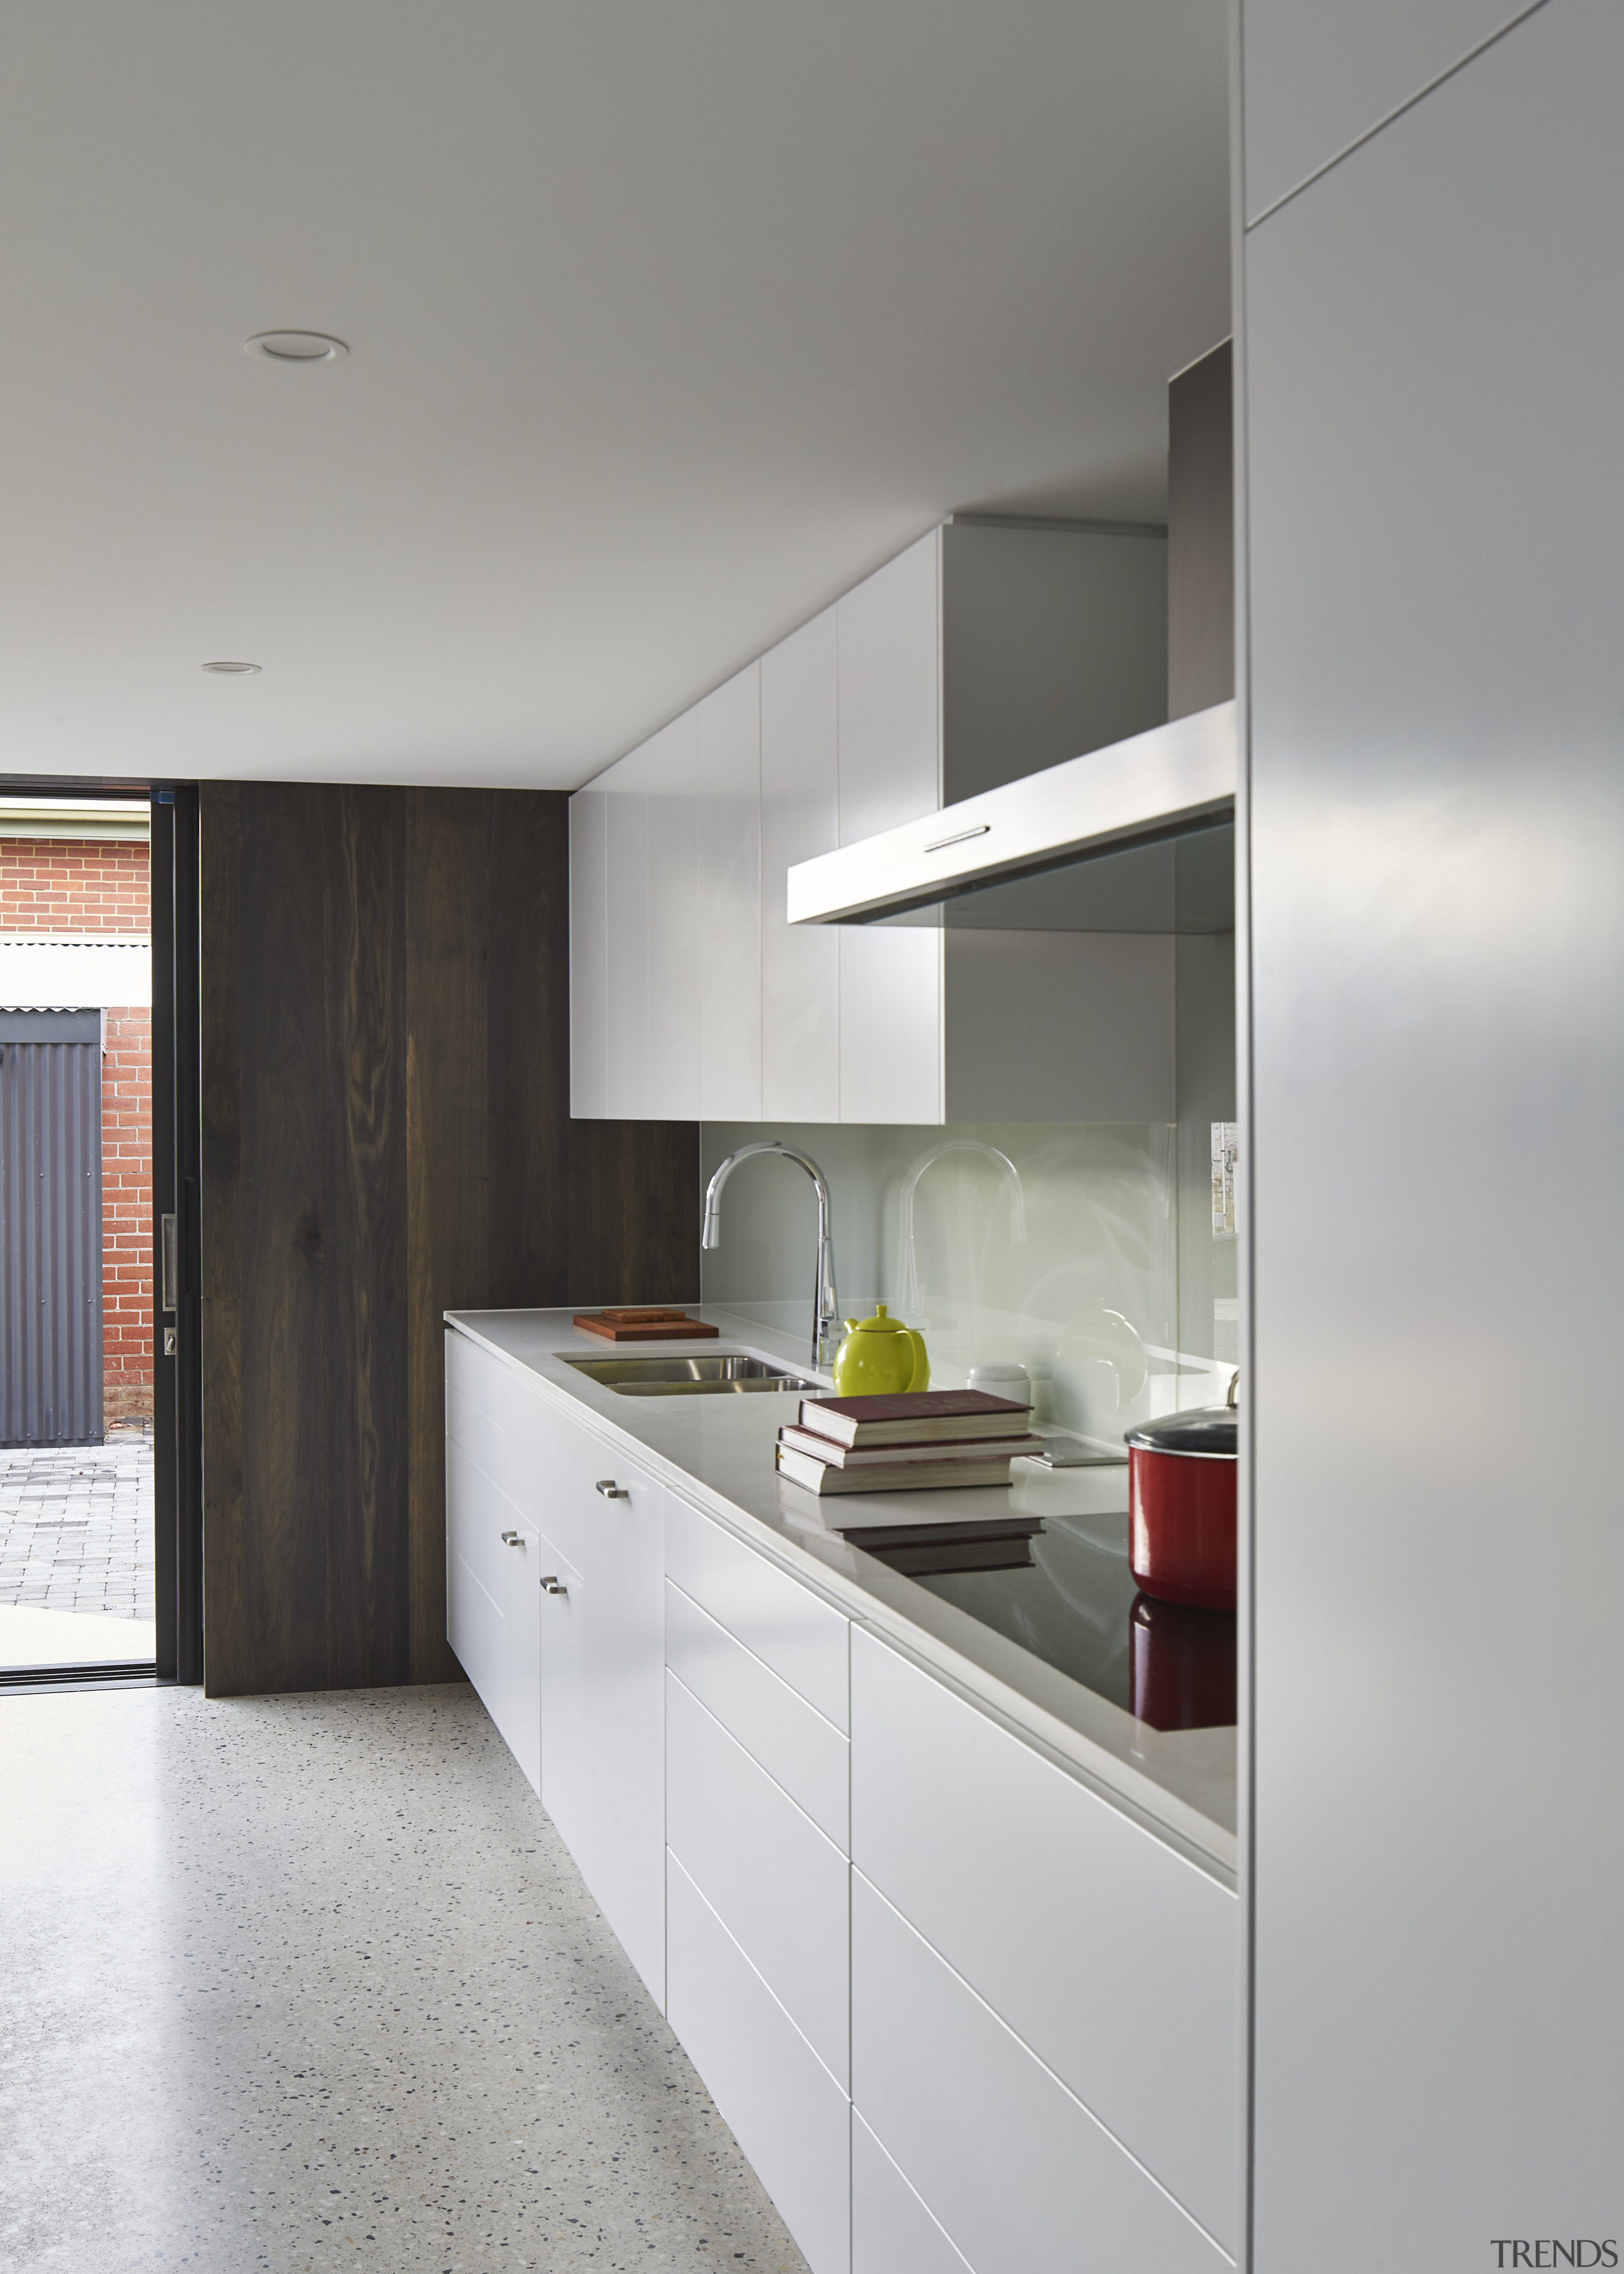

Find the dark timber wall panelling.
[{"left": 200, "top": 784, "right": 698, "bottom": 1698}]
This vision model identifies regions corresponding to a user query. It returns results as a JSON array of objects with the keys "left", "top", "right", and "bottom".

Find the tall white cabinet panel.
[
  {"left": 760, "top": 612, "right": 840, "bottom": 1121},
  {"left": 1243, "top": 0, "right": 1624, "bottom": 2263},
  {"left": 851, "top": 1629, "right": 1238, "bottom": 2251},
  {"left": 603, "top": 787, "right": 649, "bottom": 1119},
  {"left": 667, "top": 1855, "right": 851, "bottom": 2274},
  {"left": 852, "top": 1874, "right": 1229, "bottom": 2274},
  {"left": 568, "top": 789, "right": 608, "bottom": 1119},
  {"left": 1240, "top": 0, "right": 1527, "bottom": 222},
  {"left": 641, "top": 712, "right": 700, "bottom": 1119},
  {"left": 697, "top": 664, "right": 763, "bottom": 1119}
]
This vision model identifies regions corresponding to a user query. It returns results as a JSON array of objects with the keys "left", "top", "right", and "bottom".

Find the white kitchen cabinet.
[
  {"left": 835, "top": 530, "right": 944, "bottom": 1123},
  {"left": 569, "top": 519, "right": 1168, "bottom": 1124},
  {"left": 603, "top": 787, "right": 649, "bottom": 1119},
  {"left": 643, "top": 713, "right": 700, "bottom": 1119},
  {"left": 851, "top": 1627, "right": 1239, "bottom": 2250},
  {"left": 851, "top": 2112, "right": 972, "bottom": 2274},
  {"left": 666, "top": 1670, "right": 849, "bottom": 2086},
  {"left": 761, "top": 611, "right": 840, "bottom": 1121},
  {"left": 664, "top": 1578, "right": 849, "bottom": 1847},
  {"left": 445, "top": 1328, "right": 1238, "bottom": 2274},
  {"left": 535, "top": 1526, "right": 590, "bottom": 1860},
  {"left": 556, "top": 1420, "right": 667, "bottom": 2008},
  {"left": 851, "top": 1872, "right": 1230, "bottom": 2274},
  {"left": 445, "top": 1352, "right": 542, "bottom": 1796},
  {"left": 667, "top": 1853, "right": 851, "bottom": 2274},
  {"left": 664, "top": 1489, "right": 849, "bottom": 1730},
  {"left": 568, "top": 789, "right": 608, "bottom": 1119},
  {"left": 1242, "top": 3, "right": 1624, "bottom": 2262},
  {"left": 697, "top": 663, "right": 763, "bottom": 1119},
  {"left": 1240, "top": 0, "right": 1517, "bottom": 225}
]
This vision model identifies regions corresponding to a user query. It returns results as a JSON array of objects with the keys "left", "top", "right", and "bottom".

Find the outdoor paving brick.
[{"left": 0, "top": 1433, "right": 154, "bottom": 1623}]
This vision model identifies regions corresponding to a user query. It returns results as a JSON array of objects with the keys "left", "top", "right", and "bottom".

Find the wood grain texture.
[{"left": 200, "top": 784, "right": 698, "bottom": 1697}]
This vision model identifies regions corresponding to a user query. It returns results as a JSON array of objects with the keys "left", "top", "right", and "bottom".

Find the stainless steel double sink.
[{"left": 562, "top": 1352, "right": 821, "bottom": 1398}]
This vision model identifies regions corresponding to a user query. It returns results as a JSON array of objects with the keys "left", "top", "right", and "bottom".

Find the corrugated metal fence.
[{"left": 0, "top": 1009, "right": 104, "bottom": 1444}]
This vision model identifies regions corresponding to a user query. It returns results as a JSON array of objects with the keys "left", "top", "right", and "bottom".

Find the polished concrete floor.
[{"left": 0, "top": 1683, "right": 809, "bottom": 2274}]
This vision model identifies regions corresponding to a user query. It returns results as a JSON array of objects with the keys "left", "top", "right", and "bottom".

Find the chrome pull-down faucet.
[{"left": 701, "top": 1142, "right": 840, "bottom": 1372}]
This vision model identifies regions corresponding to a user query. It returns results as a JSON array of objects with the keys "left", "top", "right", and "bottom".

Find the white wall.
[{"left": 1241, "top": 0, "right": 1624, "bottom": 2261}]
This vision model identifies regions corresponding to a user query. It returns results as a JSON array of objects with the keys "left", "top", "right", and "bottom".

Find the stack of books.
[
  {"left": 775, "top": 1390, "right": 1047, "bottom": 1570},
  {"left": 775, "top": 1389, "right": 1042, "bottom": 1497}
]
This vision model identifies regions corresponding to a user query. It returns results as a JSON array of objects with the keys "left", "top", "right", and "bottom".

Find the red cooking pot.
[{"left": 1125, "top": 1374, "right": 1238, "bottom": 1611}]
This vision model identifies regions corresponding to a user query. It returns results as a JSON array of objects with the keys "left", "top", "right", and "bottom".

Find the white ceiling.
[{"left": 1, "top": 1, "right": 1229, "bottom": 791}]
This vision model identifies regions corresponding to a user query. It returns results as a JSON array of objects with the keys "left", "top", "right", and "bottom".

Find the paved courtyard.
[{"left": 0, "top": 1435, "right": 155, "bottom": 1624}]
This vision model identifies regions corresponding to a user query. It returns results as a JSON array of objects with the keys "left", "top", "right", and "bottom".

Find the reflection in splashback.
[{"left": 698, "top": 1119, "right": 1233, "bottom": 1440}]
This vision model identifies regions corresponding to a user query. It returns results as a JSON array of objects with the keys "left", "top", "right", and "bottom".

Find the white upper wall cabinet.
[
  {"left": 571, "top": 520, "right": 1168, "bottom": 1123},
  {"left": 837, "top": 532, "right": 942, "bottom": 841},
  {"left": 642, "top": 712, "right": 701, "bottom": 1121},
  {"left": 568, "top": 789, "right": 609, "bottom": 1119},
  {"left": 697, "top": 664, "right": 764, "bottom": 1120},
  {"left": 761, "top": 612, "right": 841, "bottom": 1124},
  {"left": 1241, "top": 0, "right": 1531, "bottom": 221}
]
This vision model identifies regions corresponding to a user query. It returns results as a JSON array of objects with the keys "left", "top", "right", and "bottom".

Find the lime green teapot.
[{"left": 832, "top": 1305, "right": 931, "bottom": 1397}]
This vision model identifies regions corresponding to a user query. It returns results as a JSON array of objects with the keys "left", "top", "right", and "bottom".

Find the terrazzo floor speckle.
[{"left": 0, "top": 1683, "right": 810, "bottom": 2274}]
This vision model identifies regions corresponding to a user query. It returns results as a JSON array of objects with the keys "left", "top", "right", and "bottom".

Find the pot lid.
[{"left": 1127, "top": 1372, "right": 1238, "bottom": 1457}]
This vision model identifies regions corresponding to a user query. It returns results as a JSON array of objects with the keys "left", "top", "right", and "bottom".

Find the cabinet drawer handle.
[
  {"left": 539, "top": 1575, "right": 568, "bottom": 1596},
  {"left": 596, "top": 1478, "right": 629, "bottom": 1499},
  {"left": 500, "top": 1530, "right": 523, "bottom": 1546}
]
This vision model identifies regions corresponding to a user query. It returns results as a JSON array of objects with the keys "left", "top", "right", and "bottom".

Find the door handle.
[
  {"left": 596, "top": 1478, "right": 629, "bottom": 1500},
  {"left": 160, "top": 1214, "right": 178, "bottom": 1312},
  {"left": 539, "top": 1575, "right": 568, "bottom": 1596},
  {"left": 501, "top": 1530, "right": 523, "bottom": 1546}
]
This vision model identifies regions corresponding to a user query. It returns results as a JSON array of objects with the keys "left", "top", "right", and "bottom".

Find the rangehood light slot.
[{"left": 924, "top": 824, "right": 991, "bottom": 854}]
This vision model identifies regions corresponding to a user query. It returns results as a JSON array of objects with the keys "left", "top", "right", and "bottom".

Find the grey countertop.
[{"left": 445, "top": 1304, "right": 1237, "bottom": 1881}]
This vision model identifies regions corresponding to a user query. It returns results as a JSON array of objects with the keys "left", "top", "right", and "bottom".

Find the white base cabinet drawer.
[
  {"left": 447, "top": 1548, "right": 502, "bottom": 1720},
  {"left": 665, "top": 1492, "right": 849, "bottom": 1730},
  {"left": 852, "top": 2111, "right": 972, "bottom": 2274},
  {"left": 852, "top": 1872, "right": 1231, "bottom": 2274},
  {"left": 851, "top": 1628, "right": 1239, "bottom": 2251},
  {"left": 666, "top": 1670, "right": 849, "bottom": 2086},
  {"left": 667, "top": 1853, "right": 850, "bottom": 2274},
  {"left": 665, "top": 1578, "right": 849, "bottom": 1848}
]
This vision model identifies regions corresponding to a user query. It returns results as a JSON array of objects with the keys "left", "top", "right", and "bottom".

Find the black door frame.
[
  {"left": 0, "top": 777, "right": 204, "bottom": 1686},
  {"left": 151, "top": 784, "right": 204, "bottom": 1683}
]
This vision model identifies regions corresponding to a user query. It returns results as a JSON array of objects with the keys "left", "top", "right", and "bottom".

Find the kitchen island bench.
[{"left": 446, "top": 1305, "right": 1240, "bottom": 2274}]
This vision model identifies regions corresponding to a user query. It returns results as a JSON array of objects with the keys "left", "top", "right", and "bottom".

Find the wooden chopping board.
[{"left": 573, "top": 1308, "right": 719, "bottom": 1343}]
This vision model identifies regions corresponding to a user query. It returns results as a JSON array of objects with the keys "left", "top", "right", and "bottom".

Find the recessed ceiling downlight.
[
  {"left": 202, "top": 661, "right": 261, "bottom": 674},
  {"left": 245, "top": 330, "right": 348, "bottom": 363}
]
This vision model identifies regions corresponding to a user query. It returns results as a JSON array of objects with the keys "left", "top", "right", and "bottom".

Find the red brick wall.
[
  {"left": 0, "top": 837, "right": 150, "bottom": 933},
  {"left": 0, "top": 835, "right": 153, "bottom": 1429},
  {"left": 102, "top": 1003, "right": 154, "bottom": 1428}
]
